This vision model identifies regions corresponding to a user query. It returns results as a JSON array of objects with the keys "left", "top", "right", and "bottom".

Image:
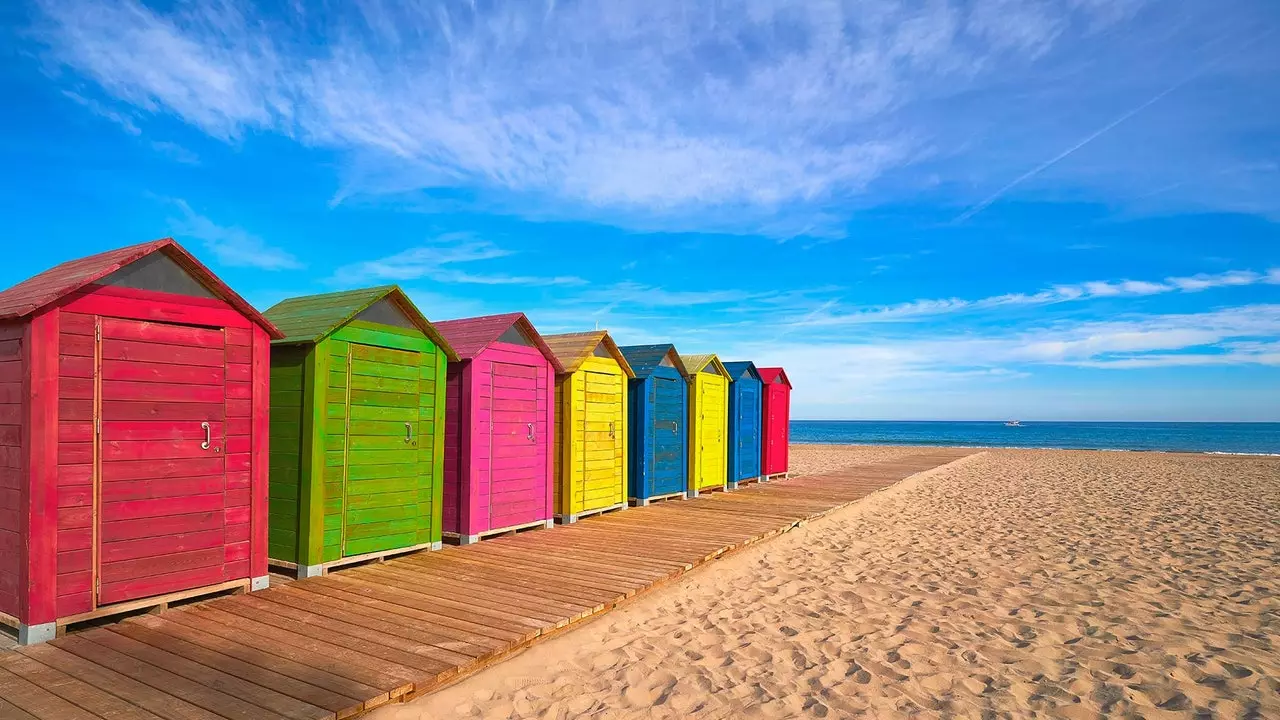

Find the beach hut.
[
  {"left": 0, "top": 238, "right": 281, "bottom": 645},
  {"left": 263, "top": 286, "right": 458, "bottom": 578},
  {"left": 757, "top": 367, "right": 793, "bottom": 479},
  {"left": 543, "top": 332, "right": 634, "bottom": 523},
  {"left": 618, "top": 344, "right": 690, "bottom": 506},
  {"left": 681, "top": 354, "right": 730, "bottom": 496},
  {"left": 433, "top": 313, "right": 561, "bottom": 544},
  {"left": 722, "top": 361, "right": 764, "bottom": 489}
]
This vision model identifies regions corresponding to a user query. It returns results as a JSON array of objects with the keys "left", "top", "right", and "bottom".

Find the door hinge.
[{"left": 95, "top": 324, "right": 101, "bottom": 341}]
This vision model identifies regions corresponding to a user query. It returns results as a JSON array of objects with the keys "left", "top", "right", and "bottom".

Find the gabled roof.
[
  {"left": 722, "top": 361, "right": 762, "bottom": 383},
  {"left": 0, "top": 237, "right": 282, "bottom": 337},
  {"left": 617, "top": 344, "right": 689, "bottom": 379},
  {"left": 542, "top": 331, "right": 635, "bottom": 377},
  {"left": 680, "top": 353, "right": 729, "bottom": 377},
  {"left": 433, "top": 312, "right": 563, "bottom": 372},
  {"left": 264, "top": 285, "right": 459, "bottom": 360},
  {"left": 757, "top": 367, "right": 793, "bottom": 388}
]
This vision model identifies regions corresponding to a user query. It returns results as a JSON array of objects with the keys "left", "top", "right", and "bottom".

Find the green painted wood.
[
  {"left": 267, "top": 344, "right": 307, "bottom": 564},
  {"left": 332, "top": 324, "right": 433, "bottom": 353},
  {"left": 265, "top": 297, "right": 448, "bottom": 567},
  {"left": 301, "top": 338, "right": 329, "bottom": 567}
]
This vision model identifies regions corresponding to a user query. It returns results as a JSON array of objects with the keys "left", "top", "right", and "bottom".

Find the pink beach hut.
[{"left": 434, "top": 313, "right": 563, "bottom": 544}]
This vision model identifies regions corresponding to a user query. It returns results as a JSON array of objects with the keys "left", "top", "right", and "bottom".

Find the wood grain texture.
[
  {"left": 757, "top": 368, "right": 792, "bottom": 476},
  {"left": 722, "top": 362, "right": 763, "bottom": 483},
  {"left": 0, "top": 322, "right": 23, "bottom": 617},
  {"left": 552, "top": 354, "right": 628, "bottom": 518},
  {"left": 619, "top": 346, "right": 690, "bottom": 502},
  {"left": 683, "top": 354, "right": 730, "bottom": 494},
  {"left": 26, "top": 309, "right": 60, "bottom": 625},
  {"left": 0, "top": 450, "right": 974, "bottom": 719}
]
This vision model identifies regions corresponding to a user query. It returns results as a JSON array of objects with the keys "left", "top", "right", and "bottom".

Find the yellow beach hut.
[
  {"left": 543, "top": 331, "right": 636, "bottom": 523},
  {"left": 681, "top": 353, "right": 730, "bottom": 496}
]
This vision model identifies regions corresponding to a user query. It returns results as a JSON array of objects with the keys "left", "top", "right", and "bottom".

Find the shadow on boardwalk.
[{"left": 0, "top": 449, "right": 974, "bottom": 720}]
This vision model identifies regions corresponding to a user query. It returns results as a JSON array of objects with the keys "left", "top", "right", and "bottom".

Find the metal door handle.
[
  {"left": 527, "top": 422, "right": 535, "bottom": 442},
  {"left": 201, "top": 422, "right": 211, "bottom": 450},
  {"left": 609, "top": 421, "right": 616, "bottom": 439},
  {"left": 405, "top": 422, "right": 413, "bottom": 444}
]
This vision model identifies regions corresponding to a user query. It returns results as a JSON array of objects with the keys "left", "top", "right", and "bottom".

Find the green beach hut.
[{"left": 264, "top": 286, "right": 458, "bottom": 578}]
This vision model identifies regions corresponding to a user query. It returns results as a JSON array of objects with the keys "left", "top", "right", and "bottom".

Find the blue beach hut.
[
  {"left": 722, "top": 361, "right": 764, "bottom": 489},
  {"left": 618, "top": 344, "right": 690, "bottom": 505}
]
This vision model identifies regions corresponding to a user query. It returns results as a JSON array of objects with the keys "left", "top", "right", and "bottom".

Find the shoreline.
[
  {"left": 376, "top": 444, "right": 1280, "bottom": 719},
  {"left": 790, "top": 440, "right": 1280, "bottom": 457}
]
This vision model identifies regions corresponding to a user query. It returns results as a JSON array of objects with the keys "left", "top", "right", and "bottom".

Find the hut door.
[
  {"left": 485, "top": 361, "right": 542, "bottom": 530},
  {"left": 738, "top": 383, "right": 761, "bottom": 478},
  {"left": 651, "top": 376, "right": 683, "bottom": 495},
  {"left": 698, "top": 377, "right": 725, "bottom": 487},
  {"left": 341, "top": 342, "right": 423, "bottom": 557},
  {"left": 580, "top": 369, "right": 623, "bottom": 508},
  {"left": 95, "top": 317, "right": 228, "bottom": 606}
]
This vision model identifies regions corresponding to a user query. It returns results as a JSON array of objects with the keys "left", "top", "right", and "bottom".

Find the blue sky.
[{"left": 1, "top": 0, "right": 1278, "bottom": 421}]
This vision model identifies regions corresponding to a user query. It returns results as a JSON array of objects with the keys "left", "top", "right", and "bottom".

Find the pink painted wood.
[{"left": 435, "top": 314, "right": 559, "bottom": 539}]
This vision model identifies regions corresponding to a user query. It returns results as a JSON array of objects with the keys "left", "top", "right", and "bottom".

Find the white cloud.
[
  {"left": 789, "top": 267, "right": 1280, "bottom": 326},
  {"left": 167, "top": 199, "right": 301, "bottom": 270},
  {"left": 331, "top": 234, "right": 586, "bottom": 288},
  {"left": 33, "top": 0, "right": 1196, "bottom": 234}
]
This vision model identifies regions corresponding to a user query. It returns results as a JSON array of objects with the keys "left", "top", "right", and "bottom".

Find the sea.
[{"left": 790, "top": 421, "right": 1280, "bottom": 455}]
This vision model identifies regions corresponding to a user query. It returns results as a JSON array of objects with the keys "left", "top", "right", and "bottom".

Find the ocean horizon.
[{"left": 790, "top": 420, "right": 1280, "bottom": 455}]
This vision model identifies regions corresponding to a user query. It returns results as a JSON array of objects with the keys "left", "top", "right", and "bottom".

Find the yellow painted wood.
[
  {"left": 688, "top": 369, "right": 728, "bottom": 492},
  {"left": 554, "top": 355, "right": 628, "bottom": 516}
]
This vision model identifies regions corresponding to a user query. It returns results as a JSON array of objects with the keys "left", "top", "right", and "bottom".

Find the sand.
[{"left": 372, "top": 445, "right": 1280, "bottom": 719}]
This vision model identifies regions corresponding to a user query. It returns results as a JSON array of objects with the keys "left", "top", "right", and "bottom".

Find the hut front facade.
[
  {"left": 722, "top": 361, "right": 764, "bottom": 488},
  {"left": 434, "top": 313, "right": 560, "bottom": 543},
  {"left": 681, "top": 354, "right": 730, "bottom": 496},
  {"left": 264, "top": 286, "right": 457, "bottom": 578},
  {"left": 0, "top": 239, "right": 281, "bottom": 644},
  {"left": 618, "top": 344, "right": 689, "bottom": 505},
  {"left": 757, "top": 367, "right": 793, "bottom": 479},
  {"left": 544, "top": 332, "right": 634, "bottom": 522}
]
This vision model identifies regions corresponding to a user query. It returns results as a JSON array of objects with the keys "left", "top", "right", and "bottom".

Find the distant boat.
[{"left": 1005, "top": 420, "right": 1023, "bottom": 427}]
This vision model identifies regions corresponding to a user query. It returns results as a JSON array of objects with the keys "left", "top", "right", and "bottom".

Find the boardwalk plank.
[{"left": 0, "top": 451, "right": 974, "bottom": 720}]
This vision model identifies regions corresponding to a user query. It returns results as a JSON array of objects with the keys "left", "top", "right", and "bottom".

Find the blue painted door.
[
  {"left": 650, "top": 371, "right": 686, "bottom": 496},
  {"left": 733, "top": 380, "right": 762, "bottom": 480}
]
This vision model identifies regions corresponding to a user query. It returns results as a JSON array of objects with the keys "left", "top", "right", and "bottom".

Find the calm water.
[{"left": 791, "top": 421, "right": 1280, "bottom": 455}]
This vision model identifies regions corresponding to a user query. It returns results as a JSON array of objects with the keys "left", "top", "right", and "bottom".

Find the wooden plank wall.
[
  {"left": 54, "top": 311, "right": 97, "bottom": 618},
  {"left": 0, "top": 322, "right": 23, "bottom": 618},
  {"left": 268, "top": 345, "right": 308, "bottom": 565},
  {"left": 0, "top": 450, "right": 976, "bottom": 720}
]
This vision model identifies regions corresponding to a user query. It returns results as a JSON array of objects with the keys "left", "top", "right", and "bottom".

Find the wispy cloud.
[
  {"left": 61, "top": 89, "right": 140, "bottom": 135},
  {"left": 41, "top": 0, "right": 1273, "bottom": 235},
  {"left": 331, "top": 234, "right": 586, "bottom": 288},
  {"left": 167, "top": 199, "right": 301, "bottom": 270},
  {"left": 789, "top": 266, "right": 1280, "bottom": 327}
]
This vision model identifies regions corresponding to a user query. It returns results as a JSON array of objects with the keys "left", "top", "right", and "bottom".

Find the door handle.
[
  {"left": 405, "top": 422, "right": 413, "bottom": 444},
  {"left": 201, "top": 422, "right": 211, "bottom": 450},
  {"left": 609, "top": 421, "right": 616, "bottom": 439},
  {"left": 527, "top": 422, "right": 535, "bottom": 442}
]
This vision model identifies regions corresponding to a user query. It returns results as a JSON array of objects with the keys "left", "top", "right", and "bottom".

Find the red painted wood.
[
  {"left": 100, "top": 338, "right": 224, "bottom": 367},
  {"left": 96, "top": 316, "right": 230, "bottom": 605},
  {"left": 24, "top": 308, "right": 60, "bottom": 625},
  {"left": 101, "top": 529, "right": 224, "bottom": 563},
  {"left": 100, "top": 360, "right": 225, "bottom": 385},
  {"left": 757, "top": 368, "right": 792, "bottom": 476},
  {"left": 249, "top": 325, "right": 269, "bottom": 579},
  {"left": 61, "top": 292, "right": 253, "bottom": 329},
  {"left": 97, "top": 564, "right": 226, "bottom": 606},
  {"left": 100, "top": 316, "right": 225, "bottom": 346},
  {"left": 98, "top": 401, "right": 225, "bottom": 423}
]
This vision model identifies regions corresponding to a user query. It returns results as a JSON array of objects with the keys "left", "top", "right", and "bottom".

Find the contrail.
[
  {"left": 953, "top": 82, "right": 1186, "bottom": 224},
  {"left": 953, "top": 25, "right": 1275, "bottom": 224}
]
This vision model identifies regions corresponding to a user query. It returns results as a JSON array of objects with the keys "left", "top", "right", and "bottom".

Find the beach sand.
[{"left": 371, "top": 445, "right": 1280, "bottom": 719}]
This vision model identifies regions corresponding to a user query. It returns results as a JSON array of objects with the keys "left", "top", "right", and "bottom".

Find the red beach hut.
[
  {"left": 0, "top": 239, "right": 282, "bottom": 644},
  {"left": 757, "top": 367, "right": 792, "bottom": 480},
  {"left": 434, "top": 313, "right": 562, "bottom": 544}
]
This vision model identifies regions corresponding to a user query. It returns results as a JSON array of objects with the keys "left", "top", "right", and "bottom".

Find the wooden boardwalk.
[{"left": 0, "top": 450, "right": 973, "bottom": 720}]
